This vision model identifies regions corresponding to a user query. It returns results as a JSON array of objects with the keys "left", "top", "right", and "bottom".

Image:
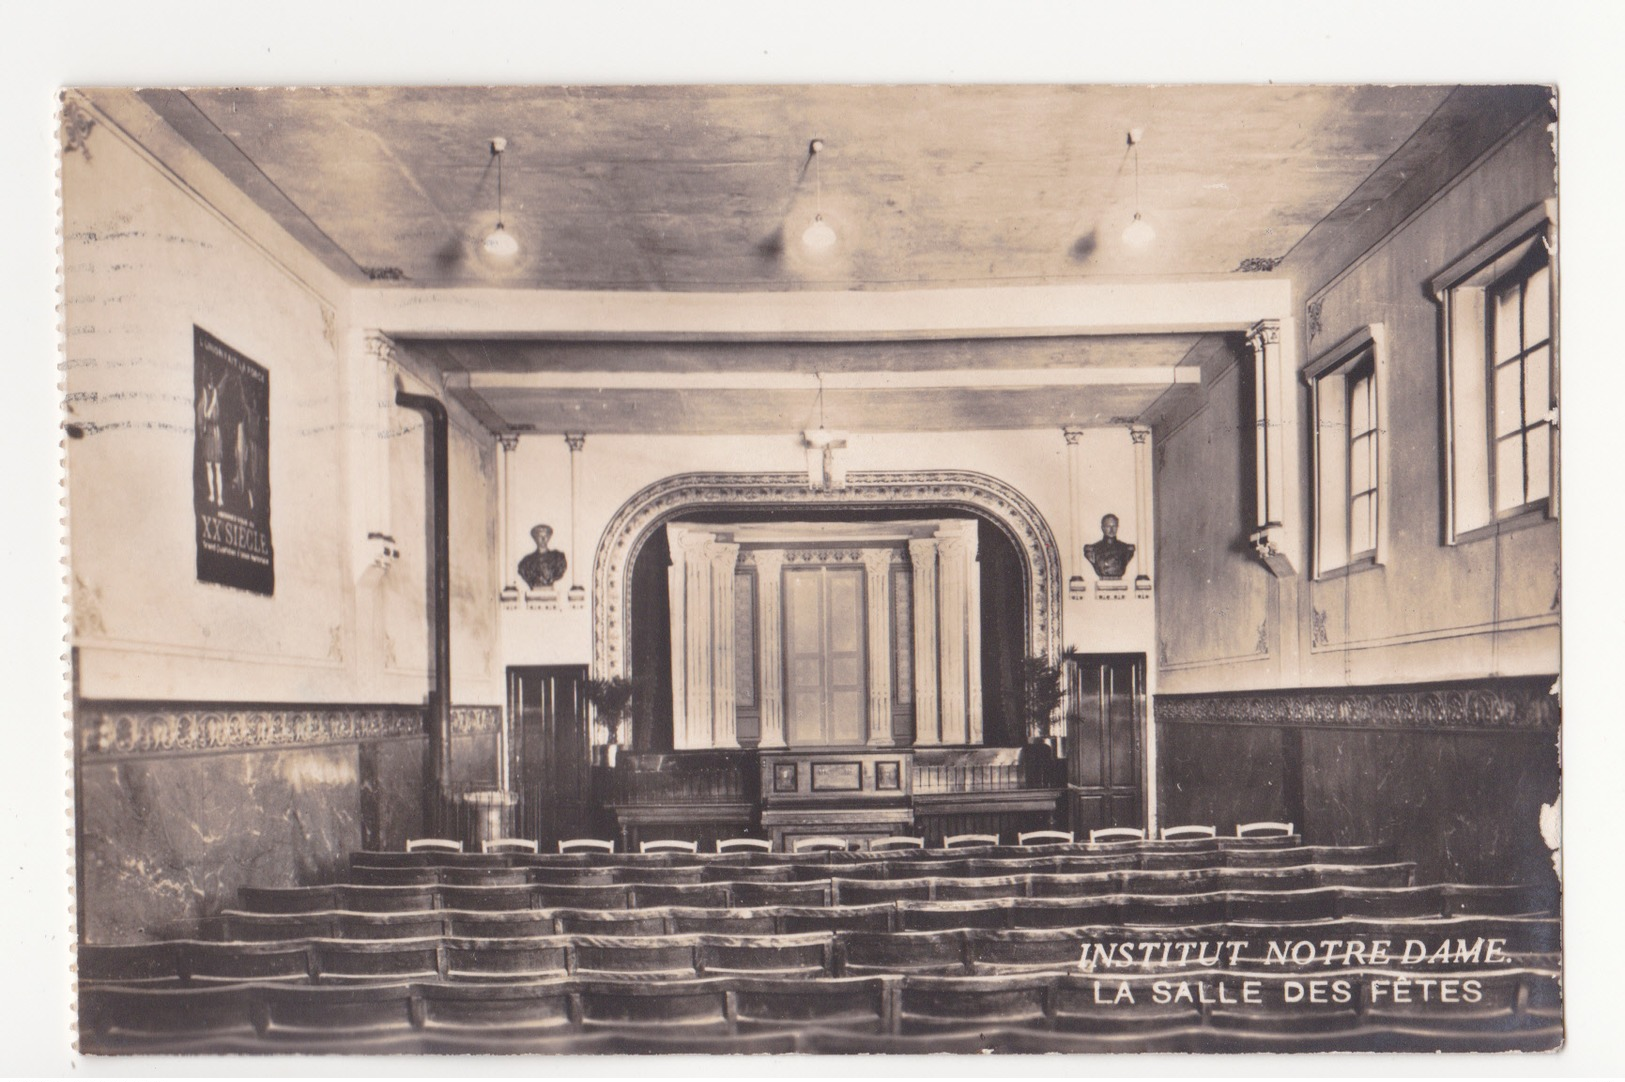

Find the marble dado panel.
[
  {"left": 1155, "top": 676, "right": 1558, "bottom": 734},
  {"left": 79, "top": 702, "right": 425, "bottom": 758}
]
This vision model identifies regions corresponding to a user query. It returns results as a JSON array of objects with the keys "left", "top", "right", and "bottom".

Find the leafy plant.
[
  {"left": 583, "top": 676, "right": 636, "bottom": 745},
  {"left": 1015, "top": 654, "right": 1065, "bottom": 741}
]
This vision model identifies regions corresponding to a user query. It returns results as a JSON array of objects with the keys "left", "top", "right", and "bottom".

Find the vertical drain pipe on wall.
[{"left": 396, "top": 385, "right": 453, "bottom": 834}]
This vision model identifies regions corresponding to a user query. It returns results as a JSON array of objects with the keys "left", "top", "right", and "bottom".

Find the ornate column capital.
[
  {"left": 363, "top": 331, "right": 398, "bottom": 367},
  {"left": 1247, "top": 318, "right": 1281, "bottom": 349},
  {"left": 564, "top": 432, "right": 587, "bottom": 453},
  {"left": 1062, "top": 426, "right": 1086, "bottom": 446},
  {"left": 498, "top": 434, "right": 520, "bottom": 453},
  {"left": 1130, "top": 426, "right": 1151, "bottom": 445}
]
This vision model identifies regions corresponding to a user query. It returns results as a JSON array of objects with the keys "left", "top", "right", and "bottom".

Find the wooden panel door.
[
  {"left": 1064, "top": 653, "right": 1146, "bottom": 834},
  {"left": 508, "top": 665, "right": 592, "bottom": 846},
  {"left": 783, "top": 566, "right": 868, "bottom": 747}
]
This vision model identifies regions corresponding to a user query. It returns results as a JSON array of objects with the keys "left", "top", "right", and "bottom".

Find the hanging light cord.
[
  {"left": 1131, "top": 135, "right": 1144, "bottom": 217},
  {"left": 815, "top": 371, "right": 827, "bottom": 429},
  {"left": 495, "top": 144, "right": 505, "bottom": 226}
]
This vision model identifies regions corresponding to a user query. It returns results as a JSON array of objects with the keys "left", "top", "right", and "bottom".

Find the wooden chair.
[
  {"left": 481, "top": 837, "right": 538, "bottom": 854},
  {"left": 640, "top": 839, "right": 699, "bottom": 853},
  {"left": 1017, "top": 830, "right": 1075, "bottom": 846},
  {"left": 1160, "top": 824, "right": 1217, "bottom": 840},
  {"left": 791, "top": 835, "right": 849, "bottom": 853},
  {"left": 1087, "top": 827, "right": 1146, "bottom": 843},
  {"left": 717, "top": 837, "right": 772, "bottom": 853},
  {"left": 943, "top": 833, "right": 1000, "bottom": 849},
  {"left": 1235, "top": 820, "right": 1294, "bottom": 837},
  {"left": 405, "top": 838, "right": 463, "bottom": 853},
  {"left": 557, "top": 838, "right": 615, "bottom": 854},
  {"left": 868, "top": 836, "right": 925, "bottom": 851}
]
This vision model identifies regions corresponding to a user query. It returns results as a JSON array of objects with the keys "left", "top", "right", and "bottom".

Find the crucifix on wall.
[{"left": 802, "top": 428, "right": 849, "bottom": 490}]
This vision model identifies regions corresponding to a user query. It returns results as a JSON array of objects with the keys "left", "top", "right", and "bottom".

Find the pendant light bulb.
[
  {"left": 483, "top": 136, "right": 519, "bottom": 262},
  {"left": 803, "top": 214, "right": 837, "bottom": 252},
  {"left": 1122, "top": 128, "right": 1155, "bottom": 250},
  {"left": 1123, "top": 213, "right": 1156, "bottom": 248},
  {"left": 483, "top": 222, "right": 519, "bottom": 259},
  {"left": 801, "top": 137, "right": 838, "bottom": 254}
]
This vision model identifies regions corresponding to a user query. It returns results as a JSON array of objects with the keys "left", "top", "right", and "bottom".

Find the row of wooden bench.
[
  {"left": 213, "top": 885, "right": 1550, "bottom": 941},
  {"left": 340, "top": 850, "right": 1410, "bottom": 886},
  {"left": 347, "top": 835, "right": 1347, "bottom": 870},
  {"left": 79, "top": 916, "right": 1563, "bottom": 986},
  {"left": 242, "top": 864, "right": 1424, "bottom": 915},
  {"left": 78, "top": 966, "right": 1564, "bottom": 1054}
]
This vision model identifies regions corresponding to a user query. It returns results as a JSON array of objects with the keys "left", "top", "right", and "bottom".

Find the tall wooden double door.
[
  {"left": 1065, "top": 653, "right": 1147, "bottom": 833},
  {"left": 507, "top": 665, "right": 593, "bottom": 845}
]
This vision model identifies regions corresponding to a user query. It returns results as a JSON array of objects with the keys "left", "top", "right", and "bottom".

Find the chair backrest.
[
  {"left": 791, "top": 836, "right": 849, "bottom": 853},
  {"left": 868, "top": 836, "right": 925, "bottom": 851},
  {"left": 1017, "top": 830, "right": 1075, "bottom": 846},
  {"left": 716, "top": 837, "right": 773, "bottom": 853},
  {"left": 405, "top": 838, "right": 463, "bottom": 853},
  {"left": 1088, "top": 827, "right": 1146, "bottom": 843},
  {"left": 1160, "top": 824, "right": 1218, "bottom": 840},
  {"left": 480, "top": 837, "right": 538, "bottom": 854},
  {"left": 944, "top": 833, "right": 1000, "bottom": 849},
  {"left": 640, "top": 839, "right": 699, "bottom": 854},
  {"left": 1236, "top": 820, "right": 1294, "bottom": 837},
  {"left": 558, "top": 838, "right": 615, "bottom": 853}
]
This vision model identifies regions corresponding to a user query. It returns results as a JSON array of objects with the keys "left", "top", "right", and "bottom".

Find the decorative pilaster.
[
  {"left": 498, "top": 435, "right": 520, "bottom": 604},
  {"left": 963, "top": 533, "right": 984, "bottom": 745},
  {"left": 353, "top": 331, "right": 400, "bottom": 579},
  {"left": 1130, "top": 426, "right": 1154, "bottom": 593},
  {"left": 908, "top": 538, "right": 941, "bottom": 745},
  {"left": 753, "top": 549, "right": 787, "bottom": 748},
  {"left": 1063, "top": 427, "right": 1086, "bottom": 594},
  {"left": 860, "top": 549, "right": 895, "bottom": 745},
  {"left": 564, "top": 434, "right": 587, "bottom": 605},
  {"left": 707, "top": 540, "right": 742, "bottom": 748}
]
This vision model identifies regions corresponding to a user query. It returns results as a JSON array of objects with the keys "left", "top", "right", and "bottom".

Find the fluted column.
[
  {"left": 860, "top": 548, "right": 895, "bottom": 746},
  {"left": 707, "top": 540, "right": 741, "bottom": 748},
  {"left": 963, "top": 531, "right": 984, "bottom": 745},
  {"left": 668, "top": 525, "right": 720, "bottom": 749},
  {"left": 936, "top": 529, "right": 969, "bottom": 745},
  {"left": 908, "top": 538, "right": 940, "bottom": 745},
  {"left": 753, "top": 549, "right": 787, "bottom": 748}
]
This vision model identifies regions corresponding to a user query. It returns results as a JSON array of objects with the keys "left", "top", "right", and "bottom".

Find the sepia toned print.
[{"left": 62, "top": 85, "right": 1560, "bottom": 1055}]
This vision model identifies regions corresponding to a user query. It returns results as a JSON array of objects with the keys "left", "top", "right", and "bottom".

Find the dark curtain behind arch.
[{"left": 627, "top": 505, "right": 1028, "bottom": 751}]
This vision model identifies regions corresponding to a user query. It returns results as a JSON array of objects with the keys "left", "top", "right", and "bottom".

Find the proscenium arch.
[{"left": 591, "top": 470, "right": 1063, "bottom": 680}]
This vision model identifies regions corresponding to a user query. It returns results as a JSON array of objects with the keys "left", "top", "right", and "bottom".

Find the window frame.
[
  {"left": 1303, "top": 323, "right": 1389, "bottom": 580},
  {"left": 1430, "top": 200, "right": 1558, "bottom": 544}
]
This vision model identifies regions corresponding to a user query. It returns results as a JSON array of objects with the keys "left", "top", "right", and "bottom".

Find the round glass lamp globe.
[
  {"left": 483, "top": 224, "right": 520, "bottom": 259},
  {"left": 802, "top": 215, "right": 837, "bottom": 252},
  {"left": 1122, "top": 215, "right": 1156, "bottom": 249}
]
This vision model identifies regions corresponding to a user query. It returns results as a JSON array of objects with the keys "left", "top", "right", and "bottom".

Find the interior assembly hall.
[{"left": 62, "top": 84, "right": 1561, "bottom": 1055}]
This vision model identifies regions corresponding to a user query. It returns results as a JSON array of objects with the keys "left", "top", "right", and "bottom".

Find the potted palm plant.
[
  {"left": 583, "top": 675, "right": 635, "bottom": 767},
  {"left": 1015, "top": 654, "right": 1066, "bottom": 785}
]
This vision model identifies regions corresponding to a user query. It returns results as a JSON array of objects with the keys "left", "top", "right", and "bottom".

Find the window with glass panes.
[
  {"left": 1489, "top": 246, "right": 1553, "bottom": 516},
  {"left": 1346, "top": 357, "right": 1378, "bottom": 560}
]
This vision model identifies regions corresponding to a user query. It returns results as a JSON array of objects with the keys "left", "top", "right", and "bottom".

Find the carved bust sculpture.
[
  {"left": 518, "top": 523, "right": 568, "bottom": 590},
  {"left": 1083, "top": 513, "right": 1136, "bottom": 581}
]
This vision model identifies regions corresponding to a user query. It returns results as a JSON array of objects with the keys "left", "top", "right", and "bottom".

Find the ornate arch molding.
[{"left": 592, "top": 470, "right": 1063, "bottom": 677}]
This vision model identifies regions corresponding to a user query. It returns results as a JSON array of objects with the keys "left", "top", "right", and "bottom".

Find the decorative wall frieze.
[
  {"left": 783, "top": 548, "right": 864, "bottom": 564},
  {"left": 78, "top": 702, "right": 428, "bottom": 759},
  {"left": 592, "top": 470, "right": 1062, "bottom": 678},
  {"left": 450, "top": 705, "right": 502, "bottom": 736},
  {"left": 1156, "top": 676, "right": 1559, "bottom": 734}
]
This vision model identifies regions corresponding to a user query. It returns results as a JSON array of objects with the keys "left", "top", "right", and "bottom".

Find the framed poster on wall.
[{"left": 192, "top": 325, "right": 273, "bottom": 595}]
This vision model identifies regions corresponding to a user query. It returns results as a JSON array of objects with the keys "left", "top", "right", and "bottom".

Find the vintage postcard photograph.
[{"left": 60, "top": 78, "right": 1565, "bottom": 1059}]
